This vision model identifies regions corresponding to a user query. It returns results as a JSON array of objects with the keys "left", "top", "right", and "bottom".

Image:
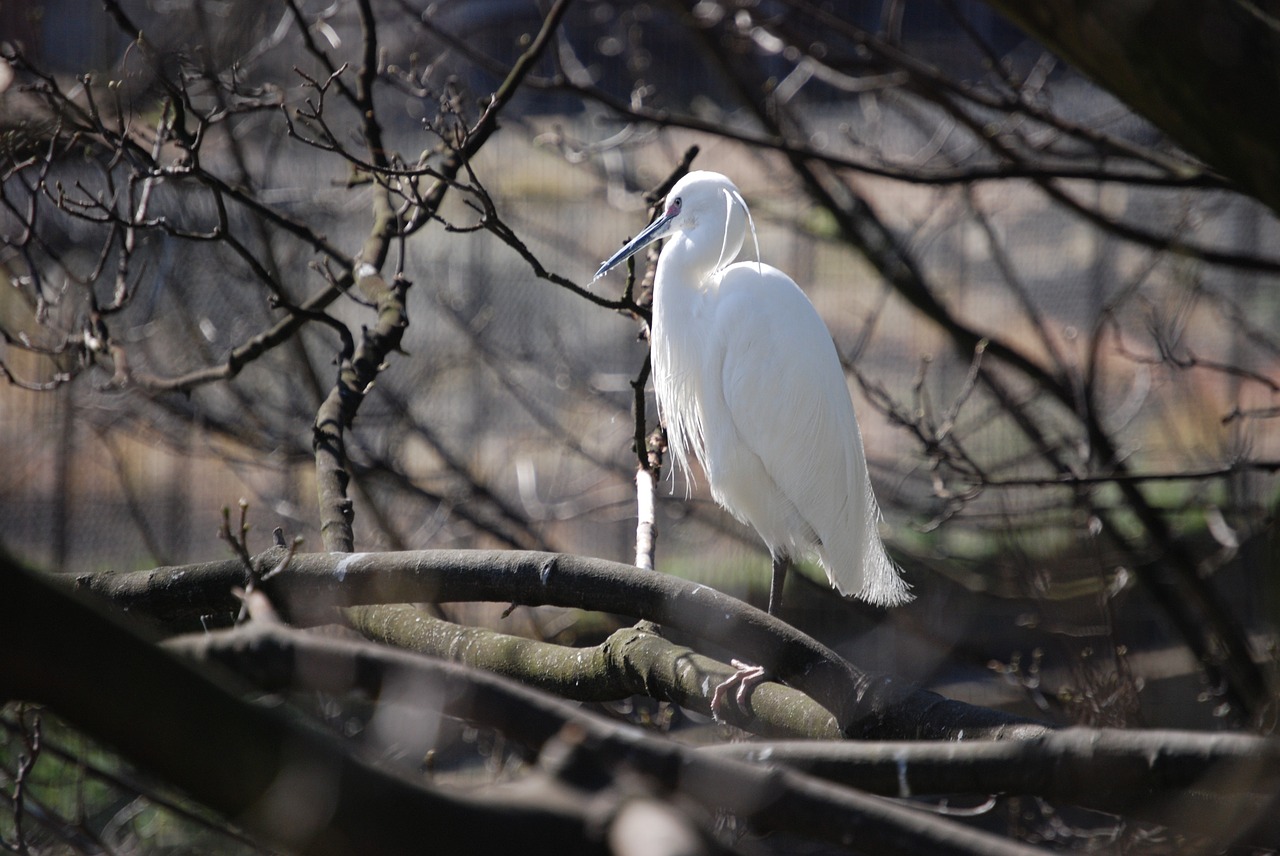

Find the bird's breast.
[{"left": 650, "top": 281, "right": 725, "bottom": 477}]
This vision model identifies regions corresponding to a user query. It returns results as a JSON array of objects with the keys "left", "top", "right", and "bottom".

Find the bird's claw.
[{"left": 710, "top": 659, "right": 769, "bottom": 721}]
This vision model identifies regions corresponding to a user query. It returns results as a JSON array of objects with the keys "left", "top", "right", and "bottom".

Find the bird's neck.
[{"left": 657, "top": 227, "right": 743, "bottom": 292}]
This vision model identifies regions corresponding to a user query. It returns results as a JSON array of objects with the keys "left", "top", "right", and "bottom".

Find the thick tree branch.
[
  {"left": 345, "top": 604, "right": 842, "bottom": 739},
  {"left": 168, "top": 622, "right": 1052, "bottom": 856},
  {"left": 710, "top": 731, "right": 1280, "bottom": 849},
  {"left": 0, "top": 557, "right": 616, "bottom": 856},
  {"left": 64, "top": 548, "right": 1048, "bottom": 740}
]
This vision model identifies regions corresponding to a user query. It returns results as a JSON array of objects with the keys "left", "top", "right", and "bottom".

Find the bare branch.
[
  {"left": 168, "top": 621, "right": 1052, "bottom": 856},
  {"left": 706, "top": 730, "right": 1280, "bottom": 847},
  {"left": 1, "top": 559, "right": 622, "bottom": 856},
  {"left": 64, "top": 548, "right": 1048, "bottom": 740},
  {"left": 345, "top": 603, "right": 841, "bottom": 739}
]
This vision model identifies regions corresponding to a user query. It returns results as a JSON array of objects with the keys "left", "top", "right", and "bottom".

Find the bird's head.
[{"left": 594, "top": 171, "right": 753, "bottom": 282}]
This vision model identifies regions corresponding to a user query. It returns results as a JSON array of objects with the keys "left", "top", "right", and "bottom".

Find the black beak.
[{"left": 593, "top": 210, "right": 676, "bottom": 281}]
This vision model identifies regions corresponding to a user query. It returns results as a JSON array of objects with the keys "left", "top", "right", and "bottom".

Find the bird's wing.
[{"left": 713, "top": 263, "right": 908, "bottom": 605}]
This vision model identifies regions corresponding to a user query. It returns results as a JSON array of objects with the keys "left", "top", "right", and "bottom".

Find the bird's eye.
[{"left": 667, "top": 197, "right": 682, "bottom": 216}]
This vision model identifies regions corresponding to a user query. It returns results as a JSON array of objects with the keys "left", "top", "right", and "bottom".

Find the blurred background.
[{"left": 3, "top": 0, "right": 1278, "bottom": 735}]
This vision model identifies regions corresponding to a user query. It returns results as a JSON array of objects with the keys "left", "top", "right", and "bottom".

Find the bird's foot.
[{"left": 710, "top": 659, "right": 769, "bottom": 721}]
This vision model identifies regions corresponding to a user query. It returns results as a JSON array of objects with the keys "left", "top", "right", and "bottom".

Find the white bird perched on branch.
[{"left": 595, "top": 170, "right": 911, "bottom": 616}]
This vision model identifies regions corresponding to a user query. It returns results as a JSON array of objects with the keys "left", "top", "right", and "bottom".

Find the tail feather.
[{"left": 817, "top": 480, "right": 912, "bottom": 607}]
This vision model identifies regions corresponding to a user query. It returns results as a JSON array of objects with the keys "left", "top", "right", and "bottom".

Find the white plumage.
[{"left": 596, "top": 171, "right": 911, "bottom": 613}]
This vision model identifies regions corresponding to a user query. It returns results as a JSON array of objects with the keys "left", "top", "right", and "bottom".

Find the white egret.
[{"left": 595, "top": 171, "right": 911, "bottom": 616}]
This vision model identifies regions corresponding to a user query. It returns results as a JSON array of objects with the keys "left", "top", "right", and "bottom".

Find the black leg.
[{"left": 768, "top": 554, "right": 789, "bottom": 615}]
